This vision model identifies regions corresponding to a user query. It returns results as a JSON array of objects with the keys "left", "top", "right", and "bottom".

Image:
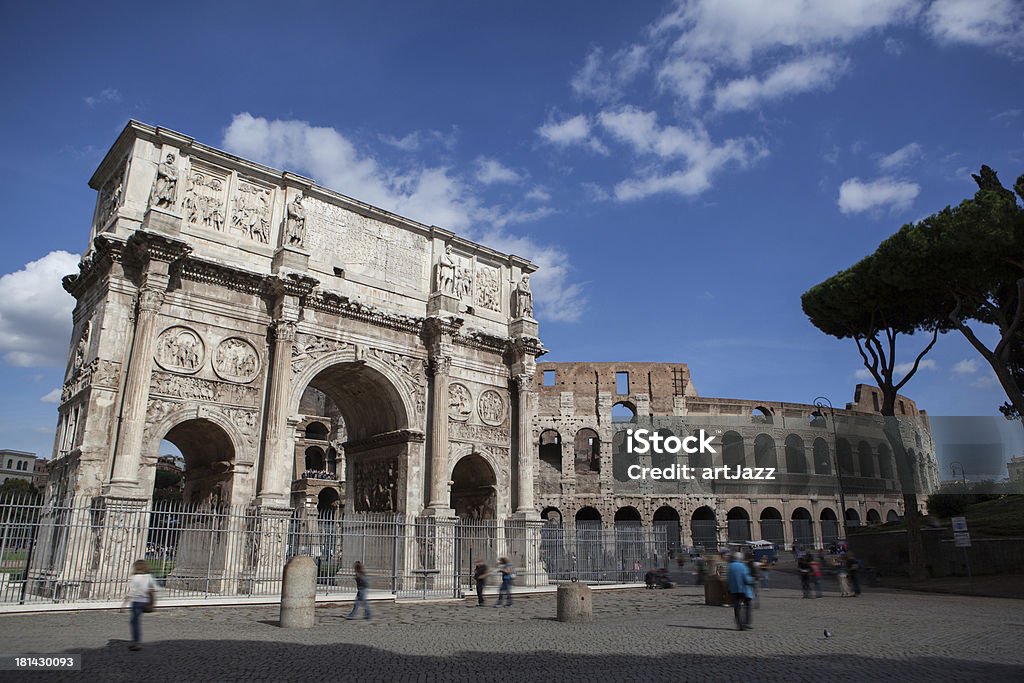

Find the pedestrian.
[
  {"left": 122, "top": 559, "right": 158, "bottom": 651},
  {"left": 760, "top": 559, "right": 771, "bottom": 589},
  {"left": 798, "top": 553, "right": 811, "bottom": 598},
  {"left": 472, "top": 559, "right": 489, "bottom": 606},
  {"left": 346, "top": 561, "right": 371, "bottom": 620},
  {"left": 838, "top": 564, "right": 852, "bottom": 597},
  {"left": 726, "top": 552, "right": 754, "bottom": 631},
  {"left": 846, "top": 552, "right": 862, "bottom": 596},
  {"left": 746, "top": 555, "right": 761, "bottom": 609},
  {"left": 495, "top": 557, "right": 514, "bottom": 607},
  {"left": 810, "top": 555, "right": 823, "bottom": 598}
]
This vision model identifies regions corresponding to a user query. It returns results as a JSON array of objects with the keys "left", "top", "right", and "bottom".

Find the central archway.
[
  {"left": 450, "top": 454, "right": 496, "bottom": 520},
  {"left": 293, "top": 358, "right": 413, "bottom": 513}
]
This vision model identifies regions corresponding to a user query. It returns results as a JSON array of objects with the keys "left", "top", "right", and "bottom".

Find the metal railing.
[{"left": 0, "top": 495, "right": 668, "bottom": 606}]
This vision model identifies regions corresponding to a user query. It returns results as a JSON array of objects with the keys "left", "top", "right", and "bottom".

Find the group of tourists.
[
  {"left": 798, "top": 549, "right": 863, "bottom": 598},
  {"left": 472, "top": 557, "right": 516, "bottom": 607}
]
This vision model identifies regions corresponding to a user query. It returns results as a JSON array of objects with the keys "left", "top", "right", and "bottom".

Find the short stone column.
[
  {"left": 556, "top": 582, "right": 593, "bottom": 623},
  {"left": 280, "top": 556, "right": 317, "bottom": 628}
]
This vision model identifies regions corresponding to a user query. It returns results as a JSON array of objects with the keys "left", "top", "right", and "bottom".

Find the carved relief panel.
[
  {"left": 448, "top": 382, "right": 473, "bottom": 421},
  {"left": 183, "top": 163, "right": 229, "bottom": 232},
  {"left": 231, "top": 177, "right": 273, "bottom": 244},
  {"left": 96, "top": 155, "right": 129, "bottom": 230},
  {"left": 352, "top": 457, "right": 398, "bottom": 512},
  {"left": 477, "top": 389, "right": 507, "bottom": 426},
  {"left": 155, "top": 326, "right": 205, "bottom": 374},
  {"left": 474, "top": 262, "right": 501, "bottom": 312},
  {"left": 213, "top": 337, "right": 261, "bottom": 384}
]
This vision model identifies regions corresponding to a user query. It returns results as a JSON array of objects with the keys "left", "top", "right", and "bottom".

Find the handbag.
[{"left": 144, "top": 587, "right": 156, "bottom": 613}]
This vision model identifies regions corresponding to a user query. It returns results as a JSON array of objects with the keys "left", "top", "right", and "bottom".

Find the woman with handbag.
[{"left": 123, "top": 559, "right": 158, "bottom": 651}]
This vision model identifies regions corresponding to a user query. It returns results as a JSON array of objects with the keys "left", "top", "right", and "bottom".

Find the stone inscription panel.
[{"left": 304, "top": 198, "right": 428, "bottom": 291}]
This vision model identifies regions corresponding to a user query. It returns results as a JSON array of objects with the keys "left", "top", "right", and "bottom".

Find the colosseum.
[{"left": 533, "top": 361, "right": 939, "bottom": 553}]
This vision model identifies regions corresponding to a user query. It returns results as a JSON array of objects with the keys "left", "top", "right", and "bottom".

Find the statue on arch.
[
  {"left": 436, "top": 244, "right": 456, "bottom": 295},
  {"left": 513, "top": 274, "right": 533, "bottom": 318},
  {"left": 149, "top": 153, "right": 178, "bottom": 209},
  {"left": 285, "top": 195, "right": 306, "bottom": 246}
]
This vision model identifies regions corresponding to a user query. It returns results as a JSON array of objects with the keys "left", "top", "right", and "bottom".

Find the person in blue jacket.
[{"left": 727, "top": 552, "right": 754, "bottom": 631}]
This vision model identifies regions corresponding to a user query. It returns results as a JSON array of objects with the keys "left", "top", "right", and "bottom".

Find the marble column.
[
  {"left": 515, "top": 373, "right": 536, "bottom": 514},
  {"left": 427, "top": 353, "right": 452, "bottom": 509},
  {"left": 106, "top": 279, "right": 166, "bottom": 493},
  {"left": 257, "top": 320, "right": 296, "bottom": 507}
]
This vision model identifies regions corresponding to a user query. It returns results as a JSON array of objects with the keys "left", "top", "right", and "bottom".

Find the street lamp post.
[
  {"left": 950, "top": 461, "right": 967, "bottom": 486},
  {"left": 813, "top": 396, "right": 849, "bottom": 536}
]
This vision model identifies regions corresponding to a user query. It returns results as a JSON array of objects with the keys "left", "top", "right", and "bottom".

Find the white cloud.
[
  {"left": 536, "top": 114, "right": 607, "bottom": 153},
  {"left": 223, "top": 114, "right": 584, "bottom": 323},
  {"left": 654, "top": 0, "right": 921, "bottom": 66},
  {"left": 475, "top": 157, "right": 522, "bottom": 185},
  {"left": 712, "top": 54, "right": 849, "bottom": 112},
  {"left": 895, "top": 358, "right": 936, "bottom": 375},
  {"left": 84, "top": 88, "right": 121, "bottom": 107},
  {"left": 379, "top": 131, "right": 422, "bottom": 152},
  {"left": 380, "top": 128, "right": 458, "bottom": 152},
  {"left": 925, "top": 0, "right": 1023, "bottom": 57},
  {"left": 878, "top": 142, "right": 923, "bottom": 170},
  {"left": 953, "top": 358, "right": 980, "bottom": 374},
  {"left": 838, "top": 176, "right": 920, "bottom": 213},
  {"left": 971, "top": 375, "right": 998, "bottom": 389},
  {"left": 40, "top": 388, "right": 61, "bottom": 404},
  {"left": 855, "top": 358, "right": 936, "bottom": 380},
  {"left": 0, "top": 251, "right": 79, "bottom": 367},
  {"left": 656, "top": 58, "right": 713, "bottom": 106},
  {"left": 525, "top": 186, "right": 552, "bottom": 202},
  {"left": 596, "top": 106, "right": 767, "bottom": 200},
  {"left": 571, "top": 45, "right": 649, "bottom": 102},
  {"left": 884, "top": 36, "right": 906, "bottom": 55}
]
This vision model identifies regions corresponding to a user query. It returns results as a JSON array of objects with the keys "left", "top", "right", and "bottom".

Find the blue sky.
[{"left": 1, "top": 1, "right": 1023, "bottom": 466}]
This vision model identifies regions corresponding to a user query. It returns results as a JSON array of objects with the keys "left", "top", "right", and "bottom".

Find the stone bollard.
[
  {"left": 556, "top": 582, "right": 593, "bottom": 623},
  {"left": 280, "top": 556, "right": 317, "bottom": 628}
]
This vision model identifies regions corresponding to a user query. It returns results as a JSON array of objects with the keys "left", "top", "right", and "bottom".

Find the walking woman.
[
  {"left": 346, "top": 561, "right": 371, "bottom": 620},
  {"left": 122, "top": 559, "right": 158, "bottom": 651}
]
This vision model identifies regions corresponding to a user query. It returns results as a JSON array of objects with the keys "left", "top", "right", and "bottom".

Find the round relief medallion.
[
  {"left": 477, "top": 389, "right": 506, "bottom": 426},
  {"left": 213, "top": 337, "right": 261, "bottom": 383},
  {"left": 154, "top": 326, "right": 204, "bottom": 374},
  {"left": 448, "top": 382, "right": 473, "bottom": 421}
]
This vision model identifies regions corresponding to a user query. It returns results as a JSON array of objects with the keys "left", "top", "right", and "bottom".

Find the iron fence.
[{"left": 0, "top": 495, "right": 668, "bottom": 606}]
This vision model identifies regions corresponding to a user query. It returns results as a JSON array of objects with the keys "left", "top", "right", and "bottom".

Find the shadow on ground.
[{"left": 12, "top": 640, "right": 1023, "bottom": 683}]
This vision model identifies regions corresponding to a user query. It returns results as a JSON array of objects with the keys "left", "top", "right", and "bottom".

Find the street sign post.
[{"left": 952, "top": 517, "right": 971, "bottom": 579}]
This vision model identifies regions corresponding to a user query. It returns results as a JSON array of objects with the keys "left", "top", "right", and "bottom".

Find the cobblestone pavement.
[{"left": 3, "top": 580, "right": 1023, "bottom": 682}]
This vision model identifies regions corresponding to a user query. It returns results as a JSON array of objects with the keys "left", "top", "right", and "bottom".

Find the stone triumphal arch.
[{"left": 43, "top": 121, "right": 545, "bottom": 594}]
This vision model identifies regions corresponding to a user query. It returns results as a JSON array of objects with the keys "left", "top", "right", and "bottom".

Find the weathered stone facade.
[
  {"left": 42, "top": 122, "right": 546, "bottom": 594},
  {"left": 533, "top": 361, "right": 939, "bottom": 550}
]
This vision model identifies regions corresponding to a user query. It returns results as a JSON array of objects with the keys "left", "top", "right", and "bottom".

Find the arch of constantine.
[{"left": 33, "top": 122, "right": 938, "bottom": 600}]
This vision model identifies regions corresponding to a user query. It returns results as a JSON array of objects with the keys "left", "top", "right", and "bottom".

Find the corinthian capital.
[
  {"left": 513, "top": 373, "right": 535, "bottom": 392},
  {"left": 137, "top": 285, "right": 166, "bottom": 313},
  {"left": 427, "top": 355, "right": 452, "bottom": 377},
  {"left": 271, "top": 320, "right": 297, "bottom": 343}
]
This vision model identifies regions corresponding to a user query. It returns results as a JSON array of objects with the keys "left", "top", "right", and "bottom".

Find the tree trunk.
[{"left": 883, "top": 417, "right": 926, "bottom": 580}]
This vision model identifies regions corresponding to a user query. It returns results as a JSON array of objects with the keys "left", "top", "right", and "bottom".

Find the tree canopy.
[{"left": 804, "top": 164, "right": 1024, "bottom": 420}]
